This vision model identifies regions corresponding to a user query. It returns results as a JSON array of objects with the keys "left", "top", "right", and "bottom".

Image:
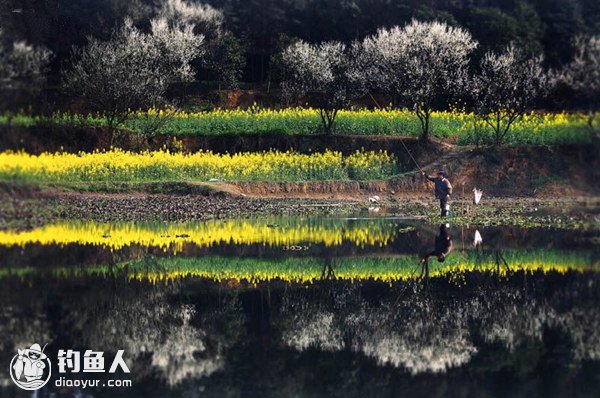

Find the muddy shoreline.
[{"left": 1, "top": 188, "right": 598, "bottom": 230}]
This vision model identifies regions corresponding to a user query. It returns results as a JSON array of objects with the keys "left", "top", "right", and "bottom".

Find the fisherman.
[{"left": 422, "top": 169, "right": 453, "bottom": 217}]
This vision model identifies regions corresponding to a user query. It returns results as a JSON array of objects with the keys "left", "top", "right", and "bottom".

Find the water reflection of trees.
[
  {"left": 0, "top": 279, "right": 245, "bottom": 387},
  {"left": 278, "top": 274, "right": 600, "bottom": 374},
  {"left": 62, "top": 282, "right": 245, "bottom": 386},
  {"left": 1, "top": 272, "right": 599, "bottom": 390},
  {"left": 279, "top": 283, "right": 477, "bottom": 374}
]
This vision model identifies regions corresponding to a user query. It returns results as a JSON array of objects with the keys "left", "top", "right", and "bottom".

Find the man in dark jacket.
[{"left": 422, "top": 169, "right": 453, "bottom": 217}]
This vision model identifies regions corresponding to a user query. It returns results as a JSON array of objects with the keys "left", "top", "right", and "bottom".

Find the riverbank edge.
[{"left": 1, "top": 183, "right": 598, "bottom": 231}]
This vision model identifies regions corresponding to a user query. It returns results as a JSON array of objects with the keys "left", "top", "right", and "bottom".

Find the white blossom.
[
  {"left": 63, "top": 18, "right": 204, "bottom": 130},
  {"left": 281, "top": 40, "right": 359, "bottom": 133},
  {"left": 359, "top": 20, "right": 477, "bottom": 140},
  {"left": 156, "top": 0, "right": 224, "bottom": 31},
  {"left": 0, "top": 29, "right": 51, "bottom": 109},
  {"left": 556, "top": 35, "right": 600, "bottom": 133},
  {"left": 472, "top": 45, "right": 548, "bottom": 144}
]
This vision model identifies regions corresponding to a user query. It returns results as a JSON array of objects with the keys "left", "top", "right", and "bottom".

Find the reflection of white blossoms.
[
  {"left": 70, "top": 287, "right": 233, "bottom": 386},
  {"left": 280, "top": 293, "right": 478, "bottom": 374},
  {"left": 349, "top": 300, "right": 477, "bottom": 374},
  {"left": 280, "top": 283, "right": 600, "bottom": 374},
  {"left": 283, "top": 312, "right": 344, "bottom": 352},
  {"left": 555, "top": 307, "right": 600, "bottom": 361},
  {"left": 150, "top": 305, "right": 223, "bottom": 386},
  {"left": 476, "top": 290, "right": 600, "bottom": 361},
  {"left": 477, "top": 290, "right": 556, "bottom": 350},
  {"left": 358, "top": 331, "right": 476, "bottom": 374}
]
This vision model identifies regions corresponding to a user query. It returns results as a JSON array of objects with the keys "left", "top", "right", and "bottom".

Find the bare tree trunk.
[
  {"left": 423, "top": 108, "right": 430, "bottom": 141},
  {"left": 495, "top": 111, "right": 501, "bottom": 146},
  {"left": 588, "top": 111, "right": 597, "bottom": 134},
  {"left": 106, "top": 114, "right": 116, "bottom": 147},
  {"left": 318, "top": 109, "right": 327, "bottom": 134},
  {"left": 329, "top": 109, "right": 338, "bottom": 135},
  {"left": 416, "top": 106, "right": 430, "bottom": 141},
  {"left": 319, "top": 109, "right": 338, "bottom": 135}
]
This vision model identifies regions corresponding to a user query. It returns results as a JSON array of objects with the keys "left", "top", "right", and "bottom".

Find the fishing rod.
[{"left": 367, "top": 92, "right": 424, "bottom": 173}]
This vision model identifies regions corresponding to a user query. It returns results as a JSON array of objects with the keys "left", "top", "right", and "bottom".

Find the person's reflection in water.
[
  {"left": 321, "top": 258, "right": 335, "bottom": 280},
  {"left": 420, "top": 224, "right": 453, "bottom": 276}
]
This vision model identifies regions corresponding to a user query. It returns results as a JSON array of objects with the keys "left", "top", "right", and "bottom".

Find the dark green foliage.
[{"left": 205, "top": 33, "right": 246, "bottom": 89}]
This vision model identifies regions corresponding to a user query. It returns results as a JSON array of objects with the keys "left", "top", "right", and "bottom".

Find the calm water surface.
[{"left": 0, "top": 215, "right": 599, "bottom": 397}]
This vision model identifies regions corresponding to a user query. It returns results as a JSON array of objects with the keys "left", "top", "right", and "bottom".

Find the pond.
[{"left": 0, "top": 215, "right": 599, "bottom": 397}]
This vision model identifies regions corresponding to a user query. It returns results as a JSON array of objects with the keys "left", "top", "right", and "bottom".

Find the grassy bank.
[
  {"left": 0, "top": 148, "right": 397, "bottom": 183},
  {"left": 1, "top": 108, "right": 592, "bottom": 145}
]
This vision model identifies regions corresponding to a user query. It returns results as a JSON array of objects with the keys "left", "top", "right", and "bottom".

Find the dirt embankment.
[
  {"left": 391, "top": 144, "right": 599, "bottom": 198},
  {"left": 222, "top": 145, "right": 599, "bottom": 198}
]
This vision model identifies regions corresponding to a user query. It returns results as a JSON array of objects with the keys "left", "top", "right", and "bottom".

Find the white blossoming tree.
[
  {"left": 0, "top": 29, "right": 52, "bottom": 117},
  {"left": 557, "top": 36, "right": 600, "bottom": 135},
  {"left": 360, "top": 20, "right": 477, "bottom": 141},
  {"left": 472, "top": 45, "right": 548, "bottom": 145},
  {"left": 156, "top": 0, "right": 244, "bottom": 89},
  {"left": 281, "top": 40, "right": 360, "bottom": 134},
  {"left": 63, "top": 18, "right": 204, "bottom": 133},
  {"left": 156, "top": 0, "right": 224, "bottom": 34}
]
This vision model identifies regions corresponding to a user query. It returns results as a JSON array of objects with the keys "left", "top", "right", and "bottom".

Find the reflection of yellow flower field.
[
  {"left": 0, "top": 219, "right": 398, "bottom": 251},
  {"left": 119, "top": 252, "right": 595, "bottom": 284},
  {"left": 1, "top": 252, "right": 595, "bottom": 285},
  {"left": 0, "top": 148, "right": 396, "bottom": 182}
]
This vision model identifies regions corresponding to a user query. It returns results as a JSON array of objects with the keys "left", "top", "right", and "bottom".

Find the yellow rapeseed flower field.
[
  {"left": 1, "top": 107, "right": 590, "bottom": 144},
  {"left": 126, "top": 106, "right": 591, "bottom": 145},
  {"left": 0, "top": 148, "right": 397, "bottom": 182}
]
